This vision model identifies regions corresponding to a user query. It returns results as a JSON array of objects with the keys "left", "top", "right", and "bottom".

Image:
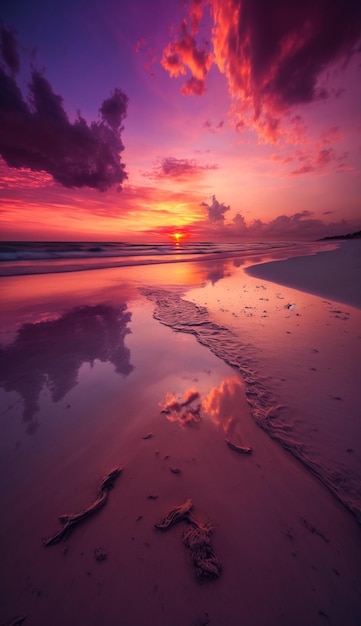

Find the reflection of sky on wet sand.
[
  {"left": 183, "top": 253, "right": 361, "bottom": 519},
  {"left": 160, "top": 377, "right": 251, "bottom": 448},
  {"left": 2, "top": 243, "right": 360, "bottom": 518},
  {"left": 0, "top": 265, "right": 251, "bottom": 476},
  {"left": 0, "top": 304, "right": 133, "bottom": 433}
]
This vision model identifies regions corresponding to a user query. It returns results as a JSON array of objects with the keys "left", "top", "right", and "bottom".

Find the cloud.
[
  {"left": 195, "top": 195, "right": 360, "bottom": 240},
  {"left": 0, "top": 26, "right": 19, "bottom": 74},
  {"left": 148, "top": 156, "right": 218, "bottom": 180},
  {"left": 229, "top": 209, "right": 360, "bottom": 240},
  {"left": 201, "top": 194, "right": 230, "bottom": 222},
  {"left": 161, "top": 11, "right": 213, "bottom": 96},
  {"left": 0, "top": 26, "right": 128, "bottom": 191},
  {"left": 202, "top": 377, "right": 246, "bottom": 436},
  {"left": 203, "top": 119, "right": 224, "bottom": 133},
  {"left": 163, "top": 0, "right": 361, "bottom": 139},
  {"left": 289, "top": 147, "right": 350, "bottom": 176},
  {"left": 318, "top": 126, "right": 342, "bottom": 147},
  {"left": 160, "top": 388, "right": 202, "bottom": 427}
]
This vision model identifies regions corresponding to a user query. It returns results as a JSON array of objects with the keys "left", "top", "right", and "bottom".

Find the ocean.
[{"left": 0, "top": 239, "right": 317, "bottom": 276}]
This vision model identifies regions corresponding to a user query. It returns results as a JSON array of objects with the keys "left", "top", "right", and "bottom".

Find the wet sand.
[{"left": 1, "top": 243, "right": 361, "bottom": 626}]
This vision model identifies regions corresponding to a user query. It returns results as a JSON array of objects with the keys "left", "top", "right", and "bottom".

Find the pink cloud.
[
  {"left": 317, "top": 126, "right": 342, "bottom": 147},
  {"left": 147, "top": 156, "right": 218, "bottom": 180},
  {"left": 203, "top": 119, "right": 224, "bottom": 133},
  {"left": 289, "top": 146, "right": 351, "bottom": 176},
  {"left": 160, "top": 388, "right": 202, "bottom": 427},
  {"left": 161, "top": 14, "right": 213, "bottom": 95},
  {"left": 162, "top": 0, "right": 361, "bottom": 140}
]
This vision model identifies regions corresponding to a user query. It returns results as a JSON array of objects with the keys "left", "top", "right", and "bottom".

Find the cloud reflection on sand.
[
  {"left": 0, "top": 303, "right": 133, "bottom": 433},
  {"left": 160, "top": 376, "right": 250, "bottom": 447},
  {"left": 160, "top": 388, "right": 202, "bottom": 427}
]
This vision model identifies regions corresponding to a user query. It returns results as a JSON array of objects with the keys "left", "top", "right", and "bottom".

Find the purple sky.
[{"left": 1, "top": 0, "right": 361, "bottom": 241}]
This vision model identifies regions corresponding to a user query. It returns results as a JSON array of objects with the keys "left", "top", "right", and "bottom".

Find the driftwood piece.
[
  {"left": 155, "top": 499, "right": 221, "bottom": 582},
  {"left": 225, "top": 438, "right": 253, "bottom": 454},
  {"left": 43, "top": 467, "right": 122, "bottom": 546}
]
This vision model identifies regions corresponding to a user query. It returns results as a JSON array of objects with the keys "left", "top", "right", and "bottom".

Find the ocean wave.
[{"left": 0, "top": 240, "right": 294, "bottom": 276}]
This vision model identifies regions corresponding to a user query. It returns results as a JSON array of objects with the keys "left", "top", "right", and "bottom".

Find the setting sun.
[{"left": 172, "top": 232, "right": 184, "bottom": 245}]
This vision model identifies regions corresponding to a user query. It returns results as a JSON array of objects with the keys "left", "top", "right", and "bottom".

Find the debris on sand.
[
  {"left": 183, "top": 525, "right": 221, "bottom": 582},
  {"left": 155, "top": 498, "right": 193, "bottom": 529},
  {"left": 225, "top": 438, "right": 253, "bottom": 454},
  {"left": 43, "top": 468, "right": 122, "bottom": 546},
  {"left": 94, "top": 547, "right": 107, "bottom": 561},
  {"left": 155, "top": 499, "right": 221, "bottom": 582}
]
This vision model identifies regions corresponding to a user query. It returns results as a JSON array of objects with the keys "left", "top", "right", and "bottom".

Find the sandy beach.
[
  {"left": 245, "top": 240, "right": 361, "bottom": 309},
  {"left": 1, "top": 241, "right": 361, "bottom": 626}
]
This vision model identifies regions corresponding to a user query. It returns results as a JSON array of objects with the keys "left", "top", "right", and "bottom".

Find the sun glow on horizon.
[
  {"left": 174, "top": 232, "right": 183, "bottom": 244},
  {"left": 169, "top": 231, "right": 186, "bottom": 246}
]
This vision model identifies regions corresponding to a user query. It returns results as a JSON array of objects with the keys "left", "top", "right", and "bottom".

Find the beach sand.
[
  {"left": 245, "top": 239, "right": 361, "bottom": 309},
  {"left": 1, "top": 241, "right": 361, "bottom": 626}
]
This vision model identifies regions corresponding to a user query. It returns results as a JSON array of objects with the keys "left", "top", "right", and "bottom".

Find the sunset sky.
[{"left": 1, "top": 0, "right": 360, "bottom": 241}]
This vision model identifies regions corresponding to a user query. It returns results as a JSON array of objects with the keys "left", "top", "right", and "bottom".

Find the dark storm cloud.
[
  {"left": 164, "top": 0, "right": 361, "bottom": 139},
  {"left": 229, "top": 0, "right": 361, "bottom": 104},
  {"left": 0, "top": 25, "right": 20, "bottom": 73},
  {"left": 0, "top": 26, "right": 128, "bottom": 191}
]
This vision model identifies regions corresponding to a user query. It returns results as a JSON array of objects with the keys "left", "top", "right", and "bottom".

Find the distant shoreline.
[{"left": 318, "top": 229, "right": 361, "bottom": 241}]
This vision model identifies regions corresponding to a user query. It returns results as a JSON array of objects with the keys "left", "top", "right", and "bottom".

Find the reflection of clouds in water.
[
  {"left": 160, "top": 377, "right": 246, "bottom": 440},
  {"left": 205, "top": 261, "right": 230, "bottom": 285},
  {"left": 203, "top": 377, "right": 245, "bottom": 440},
  {"left": 0, "top": 304, "right": 133, "bottom": 434},
  {"left": 160, "top": 389, "right": 201, "bottom": 427}
]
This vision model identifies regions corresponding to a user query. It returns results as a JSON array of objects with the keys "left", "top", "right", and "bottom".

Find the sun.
[{"left": 172, "top": 232, "right": 184, "bottom": 246}]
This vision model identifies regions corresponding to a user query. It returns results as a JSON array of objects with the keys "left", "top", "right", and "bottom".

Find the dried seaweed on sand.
[
  {"left": 155, "top": 498, "right": 221, "bottom": 582},
  {"left": 154, "top": 497, "right": 193, "bottom": 529},
  {"left": 182, "top": 525, "right": 222, "bottom": 582},
  {"left": 43, "top": 467, "right": 122, "bottom": 546}
]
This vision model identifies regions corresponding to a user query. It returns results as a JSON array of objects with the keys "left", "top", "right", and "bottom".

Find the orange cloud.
[
  {"left": 203, "top": 377, "right": 249, "bottom": 442},
  {"left": 160, "top": 388, "right": 202, "bottom": 427},
  {"left": 161, "top": 14, "right": 213, "bottom": 95},
  {"left": 162, "top": 0, "right": 361, "bottom": 140}
]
